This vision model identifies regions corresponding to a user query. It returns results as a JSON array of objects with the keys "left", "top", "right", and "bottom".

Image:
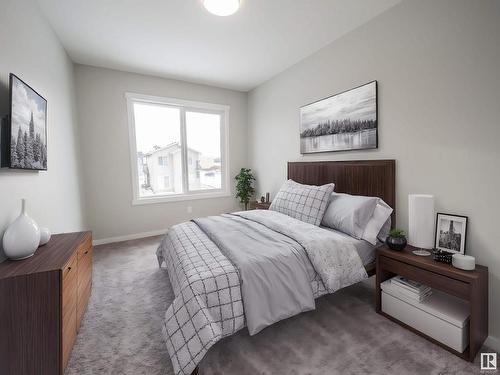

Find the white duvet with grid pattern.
[{"left": 156, "top": 221, "right": 329, "bottom": 375}]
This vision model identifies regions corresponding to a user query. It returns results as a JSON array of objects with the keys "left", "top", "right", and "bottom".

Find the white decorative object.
[
  {"left": 408, "top": 194, "right": 435, "bottom": 249},
  {"left": 452, "top": 254, "right": 475, "bottom": 271},
  {"left": 2, "top": 199, "right": 40, "bottom": 260},
  {"left": 412, "top": 249, "right": 432, "bottom": 257},
  {"left": 39, "top": 227, "right": 52, "bottom": 246}
]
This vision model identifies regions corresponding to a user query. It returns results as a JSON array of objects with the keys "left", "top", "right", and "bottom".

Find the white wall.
[
  {"left": 74, "top": 65, "right": 247, "bottom": 241},
  {"left": 248, "top": 0, "right": 500, "bottom": 343},
  {"left": 0, "top": 0, "right": 86, "bottom": 261}
]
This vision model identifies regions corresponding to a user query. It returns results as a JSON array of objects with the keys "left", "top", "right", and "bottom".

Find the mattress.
[{"left": 320, "top": 226, "right": 380, "bottom": 266}]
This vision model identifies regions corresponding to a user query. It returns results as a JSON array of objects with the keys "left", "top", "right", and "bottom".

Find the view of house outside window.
[
  {"left": 186, "top": 111, "right": 222, "bottom": 191},
  {"left": 127, "top": 94, "right": 228, "bottom": 203}
]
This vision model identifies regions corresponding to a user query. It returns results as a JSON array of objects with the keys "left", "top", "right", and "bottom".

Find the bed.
[{"left": 157, "top": 160, "right": 395, "bottom": 375}]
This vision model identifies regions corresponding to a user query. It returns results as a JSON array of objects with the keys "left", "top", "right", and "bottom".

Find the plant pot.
[{"left": 386, "top": 236, "right": 407, "bottom": 251}]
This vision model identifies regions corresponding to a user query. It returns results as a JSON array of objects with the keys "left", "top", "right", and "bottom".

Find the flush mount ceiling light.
[{"left": 203, "top": 0, "right": 240, "bottom": 16}]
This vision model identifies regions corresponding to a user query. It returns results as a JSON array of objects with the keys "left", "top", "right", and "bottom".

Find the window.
[
  {"left": 126, "top": 93, "right": 229, "bottom": 204},
  {"left": 163, "top": 175, "right": 170, "bottom": 188},
  {"left": 158, "top": 156, "right": 168, "bottom": 166}
]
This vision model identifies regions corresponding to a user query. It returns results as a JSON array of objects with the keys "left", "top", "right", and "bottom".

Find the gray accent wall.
[
  {"left": 248, "top": 0, "right": 500, "bottom": 345},
  {"left": 0, "top": 0, "right": 86, "bottom": 261}
]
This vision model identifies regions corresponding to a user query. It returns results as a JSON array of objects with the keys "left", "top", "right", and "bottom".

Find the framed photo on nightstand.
[{"left": 435, "top": 213, "right": 468, "bottom": 254}]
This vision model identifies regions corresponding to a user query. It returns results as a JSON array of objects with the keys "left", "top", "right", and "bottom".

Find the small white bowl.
[{"left": 39, "top": 227, "right": 52, "bottom": 246}]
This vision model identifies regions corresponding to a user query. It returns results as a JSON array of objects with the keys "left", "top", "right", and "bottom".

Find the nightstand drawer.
[
  {"left": 379, "top": 256, "right": 469, "bottom": 300},
  {"left": 382, "top": 291, "right": 469, "bottom": 352}
]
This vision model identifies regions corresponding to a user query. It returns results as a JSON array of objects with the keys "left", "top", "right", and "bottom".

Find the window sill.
[{"left": 132, "top": 191, "right": 231, "bottom": 205}]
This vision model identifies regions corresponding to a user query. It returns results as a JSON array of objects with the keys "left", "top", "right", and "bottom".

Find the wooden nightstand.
[
  {"left": 376, "top": 245, "right": 488, "bottom": 362},
  {"left": 249, "top": 201, "right": 271, "bottom": 210}
]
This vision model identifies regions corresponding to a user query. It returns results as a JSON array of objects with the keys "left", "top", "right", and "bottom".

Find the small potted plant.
[
  {"left": 386, "top": 229, "right": 407, "bottom": 251},
  {"left": 235, "top": 168, "right": 255, "bottom": 210}
]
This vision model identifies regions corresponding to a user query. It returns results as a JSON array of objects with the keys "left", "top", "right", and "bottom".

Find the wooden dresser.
[{"left": 0, "top": 231, "right": 93, "bottom": 375}]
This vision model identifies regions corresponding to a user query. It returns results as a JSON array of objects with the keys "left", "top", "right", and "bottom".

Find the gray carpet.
[{"left": 67, "top": 236, "right": 487, "bottom": 375}]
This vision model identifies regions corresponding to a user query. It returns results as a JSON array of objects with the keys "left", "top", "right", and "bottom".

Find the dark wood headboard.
[{"left": 287, "top": 160, "right": 396, "bottom": 226}]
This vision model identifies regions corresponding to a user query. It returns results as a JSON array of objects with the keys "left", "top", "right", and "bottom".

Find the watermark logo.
[{"left": 481, "top": 353, "right": 497, "bottom": 371}]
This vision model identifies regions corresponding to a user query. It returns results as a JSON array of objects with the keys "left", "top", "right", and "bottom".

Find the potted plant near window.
[
  {"left": 235, "top": 168, "right": 255, "bottom": 210},
  {"left": 386, "top": 229, "right": 407, "bottom": 251}
]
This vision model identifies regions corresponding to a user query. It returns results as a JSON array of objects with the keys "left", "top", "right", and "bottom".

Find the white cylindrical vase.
[
  {"left": 408, "top": 194, "right": 435, "bottom": 249},
  {"left": 2, "top": 199, "right": 41, "bottom": 260}
]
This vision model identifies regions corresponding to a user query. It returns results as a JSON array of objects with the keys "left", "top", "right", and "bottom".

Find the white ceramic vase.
[
  {"left": 2, "top": 199, "right": 40, "bottom": 260},
  {"left": 39, "top": 227, "right": 52, "bottom": 246}
]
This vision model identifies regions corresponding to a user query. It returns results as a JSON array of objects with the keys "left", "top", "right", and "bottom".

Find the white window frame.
[
  {"left": 158, "top": 156, "right": 168, "bottom": 166},
  {"left": 126, "top": 92, "right": 230, "bottom": 205}
]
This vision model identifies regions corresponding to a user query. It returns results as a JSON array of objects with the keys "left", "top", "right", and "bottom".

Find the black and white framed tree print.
[
  {"left": 300, "top": 81, "right": 377, "bottom": 154},
  {"left": 435, "top": 213, "right": 468, "bottom": 254},
  {"left": 9, "top": 74, "right": 48, "bottom": 170}
]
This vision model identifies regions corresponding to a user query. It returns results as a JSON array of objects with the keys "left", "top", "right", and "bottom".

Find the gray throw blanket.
[
  {"left": 193, "top": 214, "right": 315, "bottom": 335},
  {"left": 234, "top": 210, "right": 368, "bottom": 292}
]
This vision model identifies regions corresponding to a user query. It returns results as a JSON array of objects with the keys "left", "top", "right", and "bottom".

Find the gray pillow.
[
  {"left": 377, "top": 216, "right": 392, "bottom": 243},
  {"left": 321, "top": 192, "right": 378, "bottom": 239},
  {"left": 269, "top": 180, "right": 335, "bottom": 226},
  {"left": 361, "top": 199, "right": 393, "bottom": 245}
]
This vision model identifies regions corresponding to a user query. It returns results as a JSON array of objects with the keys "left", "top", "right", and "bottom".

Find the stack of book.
[{"left": 382, "top": 275, "right": 432, "bottom": 303}]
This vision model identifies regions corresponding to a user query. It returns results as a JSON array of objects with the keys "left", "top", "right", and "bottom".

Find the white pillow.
[
  {"left": 362, "top": 199, "right": 394, "bottom": 245},
  {"left": 269, "top": 180, "right": 335, "bottom": 226},
  {"left": 321, "top": 193, "right": 378, "bottom": 239}
]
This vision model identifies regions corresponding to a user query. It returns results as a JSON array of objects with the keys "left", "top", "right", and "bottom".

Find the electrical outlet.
[{"left": 187, "top": 206, "right": 193, "bottom": 214}]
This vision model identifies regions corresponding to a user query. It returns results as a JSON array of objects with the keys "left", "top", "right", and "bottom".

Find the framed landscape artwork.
[
  {"left": 435, "top": 213, "right": 468, "bottom": 254},
  {"left": 300, "top": 81, "right": 377, "bottom": 154},
  {"left": 8, "top": 74, "right": 47, "bottom": 170}
]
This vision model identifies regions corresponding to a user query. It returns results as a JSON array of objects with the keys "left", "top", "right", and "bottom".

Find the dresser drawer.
[
  {"left": 61, "top": 254, "right": 78, "bottom": 370},
  {"left": 77, "top": 281, "right": 92, "bottom": 331},
  {"left": 77, "top": 246, "right": 92, "bottom": 330},
  {"left": 78, "top": 246, "right": 92, "bottom": 289},
  {"left": 62, "top": 252, "right": 77, "bottom": 280},
  {"left": 77, "top": 234, "right": 92, "bottom": 260}
]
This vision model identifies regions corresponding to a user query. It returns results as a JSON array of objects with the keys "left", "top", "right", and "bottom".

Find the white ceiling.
[{"left": 37, "top": 0, "right": 400, "bottom": 91}]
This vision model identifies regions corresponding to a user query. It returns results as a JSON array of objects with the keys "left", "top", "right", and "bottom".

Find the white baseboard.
[
  {"left": 485, "top": 335, "right": 500, "bottom": 352},
  {"left": 92, "top": 229, "right": 167, "bottom": 246}
]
